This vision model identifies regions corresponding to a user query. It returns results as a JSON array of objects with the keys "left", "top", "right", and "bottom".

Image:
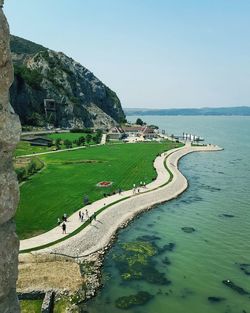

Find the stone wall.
[{"left": 0, "top": 1, "right": 21, "bottom": 312}]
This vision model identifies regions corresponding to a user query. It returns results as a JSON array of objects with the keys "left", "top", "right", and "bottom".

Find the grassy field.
[
  {"left": 16, "top": 142, "right": 181, "bottom": 239},
  {"left": 47, "top": 132, "right": 92, "bottom": 141},
  {"left": 20, "top": 300, "right": 43, "bottom": 313}
]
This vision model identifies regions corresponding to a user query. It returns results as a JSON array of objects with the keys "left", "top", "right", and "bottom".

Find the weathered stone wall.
[{"left": 0, "top": 1, "right": 21, "bottom": 312}]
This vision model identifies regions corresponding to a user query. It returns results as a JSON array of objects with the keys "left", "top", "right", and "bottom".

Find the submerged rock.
[
  {"left": 222, "top": 280, "right": 249, "bottom": 295},
  {"left": 239, "top": 264, "right": 250, "bottom": 276},
  {"left": 208, "top": 296, "right": 226, "bottom": 303},
  {"left": 147, "top": 223, "right": 154, "bottom": 227},
  {"left": 162, "top": 256, "right": 171, "bottom": 265},
  {"left": 181, "top": 227, "right": 196, "bottom": 233},
  {"left": 158, "top": 243, "right": 175, "bottom": 253},
  {"left": 220, "top": 214, "right": 235, "bottom": 218},
  {"left": 136, "top": 235, "right": 161, "bottom": 242},
  {"left": 115, "top": 291, "right": 153, "bottom": 310},
  {"left": 113, "top": 241, "right": 171, "bottom": 285}
]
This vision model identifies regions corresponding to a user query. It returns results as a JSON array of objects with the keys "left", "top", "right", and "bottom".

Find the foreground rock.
[{"left": 0, "top": 1, "right": 21, "bottom": 312}]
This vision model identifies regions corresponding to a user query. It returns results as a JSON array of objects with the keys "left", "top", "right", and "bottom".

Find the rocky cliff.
[
  {"left": 10, "top": 35, "right": 125, "bottom": 129},
  {"left": 0, "top": 3, "right": 21, "bottom": 312}
]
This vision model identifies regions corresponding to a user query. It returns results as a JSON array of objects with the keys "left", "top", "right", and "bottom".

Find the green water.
[{"left": 83, "top": 116, "right": 250, "bottom": 313}]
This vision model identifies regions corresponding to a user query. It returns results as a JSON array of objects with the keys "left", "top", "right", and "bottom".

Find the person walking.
[
  {"left": 57, "top": 218, "right": 61, "bottom": 226},
  {"left": 85, "top": 209, "right": 89, "bottom": 220},
  {"left": 81, "top": 211, "right": 84, "bottom": 222},
  {"left": 79, "top": 210, "right": 82, "bottom": 220},
  {"left": 62, "top": 222, "right": 66, "bottom": 234},
  {"left": 63, "top": 213, "right": 67, "bottom": 222}
]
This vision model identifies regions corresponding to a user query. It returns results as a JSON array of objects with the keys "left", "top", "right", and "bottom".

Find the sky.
[{"left": 4, "top": 0, "right": 250, "bottom": 109}]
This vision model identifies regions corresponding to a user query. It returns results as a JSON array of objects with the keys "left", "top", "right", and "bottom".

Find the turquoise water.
[{"left": 83, "top": 116, "right": 250, "bottom": 313}]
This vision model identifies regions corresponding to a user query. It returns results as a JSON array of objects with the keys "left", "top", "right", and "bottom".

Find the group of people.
[
  {"left": 133, "top": 181, "right": 147, "bottom": 194},
  {"left": 79, "top": 209, "right": 97, "bottom": 223},
  {"left": 57, "top": 213, "right": 68, "bottom": 234},
  {"left": 57, "top": 209, "right": 98, "bottom": 235},
  {"left": 58, "top": 181, "right": 147, "bottom": 235}
]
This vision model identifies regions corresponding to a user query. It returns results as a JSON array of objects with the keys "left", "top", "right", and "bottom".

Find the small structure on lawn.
[
  {"left": 142, "top": 126, "right": 157, "bottom": 139},
  {"left": 122, "top": 125, "right": 157, "bottom": 140},
  {"left": 22, "top": 137, "right": 53, "bottom": 147},
  {"left": 107, "top": 127, "right": 125, "bottom": 140}
]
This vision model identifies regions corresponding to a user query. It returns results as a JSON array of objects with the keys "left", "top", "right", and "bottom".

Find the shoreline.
[
  {"left": 19, "top": 143, "right": 223, "bottom": 304},
  {"left": 41, "top": 144, "right": 222, "bottom": 257}
]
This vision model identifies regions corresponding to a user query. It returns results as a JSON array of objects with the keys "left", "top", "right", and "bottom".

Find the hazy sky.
[{"left": 5, "top": 0, "right": 250, "bottom": 108}]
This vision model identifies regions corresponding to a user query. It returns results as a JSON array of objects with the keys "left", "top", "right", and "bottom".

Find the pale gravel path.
[{"left": 22, "top": 143, "right": 222, "bottom": 256}]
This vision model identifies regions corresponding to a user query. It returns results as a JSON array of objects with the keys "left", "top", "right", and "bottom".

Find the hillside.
[
  {"left": 10, "top": 35, "right": 125, "bottom": 128},
  {"left": 124, "top": 106, "right": 250, "bottom": 116}
]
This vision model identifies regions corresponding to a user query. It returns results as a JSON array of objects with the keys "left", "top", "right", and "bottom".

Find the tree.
[
  {"left": 64, "top": 139, "right": 72, "bottom": 149},
  {"left": 16, "top": 168, "right": 26, "bottom": 182},
  {"left": 55, "top": 138, "right": 61, "bottom": 150},
  {"left": 55, "top": 138, "right": 61, "bottom": 146},
  {"left": 92, "top": 136, "right": 99, "bottom": 144},
  {"left": 78, "top": 136, "right": 86, "bottom": 146},
  {"left": 136, "top": 118, "right": 144, "bottom": 126},
  {"left": 86, "top": 134, "right": 92, "bottom": 144},
  {"left": 27, "top": 160, "right": 37, "bottom": 175}
]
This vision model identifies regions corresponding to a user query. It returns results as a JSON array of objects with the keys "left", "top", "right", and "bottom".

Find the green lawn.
[
  {"left": 20, "top": 300, "right": 43, "bottom": 313},
  {"left": 47, "top": 132, "right": 90, "bottom": 141},
  {"left": 16, "top": 142, "right": 181, "bottom": 239}
]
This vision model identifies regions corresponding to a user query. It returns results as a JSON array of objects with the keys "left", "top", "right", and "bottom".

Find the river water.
[{"left": 84, "top": 116, "right": 250, "bottom": 313}]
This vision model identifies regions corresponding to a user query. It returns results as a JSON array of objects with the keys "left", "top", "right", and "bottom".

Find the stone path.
[
  {"left": 20, "top": 143, "right": 222, "bottom": 254},
  {"left": 100, "top": 134, "right": 107, "bottom": 145}
]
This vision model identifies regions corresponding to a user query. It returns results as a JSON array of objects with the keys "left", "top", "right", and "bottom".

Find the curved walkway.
[{"left": 20, "top": 143, "right": 222, "bottom": 254}]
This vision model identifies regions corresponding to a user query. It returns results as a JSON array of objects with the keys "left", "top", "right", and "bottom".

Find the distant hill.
[
  {"left": 124, "top": 106, "right": 250, "bottom": 116},
  {"left": 10, "top": 35, "right": 125, "bottom": 128}
]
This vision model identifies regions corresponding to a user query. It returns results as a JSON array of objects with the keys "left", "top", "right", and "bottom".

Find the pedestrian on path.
[
  {"left": 62, "top": 222, "right": 66, "bottom": 234},
  {"left": 79, "top": 210, "right": 82, "bottom": 220},
  {"left": 85, "top": 209, "right": 89, "bottom": 220},
  {"left": 57, "top": 218, "right": 61, "bottom": 226},
  {"left": 63, "top": 213, "right": 67, "bottom": 222},
  {"left": 81, "top": 212, "right": 84, "bottom": 222}
]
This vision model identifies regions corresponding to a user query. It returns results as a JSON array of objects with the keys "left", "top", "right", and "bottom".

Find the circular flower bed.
[{"left": 96, "top": 181, "right": 113, "bottom": 187}]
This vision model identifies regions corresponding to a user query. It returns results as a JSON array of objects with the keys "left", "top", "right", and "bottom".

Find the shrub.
[
  {"left": 14, "top": 64, "right": 43, "bottom": 89},
  {"left": 70, "top": 128, "right": 93, "bottom": 133},
  {"left": 64, "top": 139, "right": 72, "bottom": 149},
  {"left": 16, "top": 168, "right": 27, "bottom": 182}
]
